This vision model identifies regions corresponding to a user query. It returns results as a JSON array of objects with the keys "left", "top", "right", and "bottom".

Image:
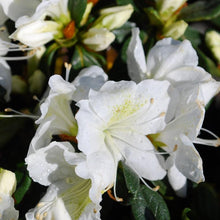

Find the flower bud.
[
  {"left": 156, "top": 0, "right": 187, "bottom": 21},
  {"left": 93, "top": 4, "right": 133, "bottom": 30},
  {"left": 0, "top": 168, "right": 16, "bottom": 196},
  {"left": 205, "top": 30, "right": 220, "bottom": 63},
  {"left": 82, "top": 27, "right": 115, "bottom": 51},
  {"left": 163, "top": 20, "right": 188, "bottom": 39}
]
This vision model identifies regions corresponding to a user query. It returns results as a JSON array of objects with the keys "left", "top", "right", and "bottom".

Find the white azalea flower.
[
  {"left": 10, "top": 0, "right": 71, "bottom": 47},
  {"left": 75, "top": 79, "right": 171, "bottom": 203},
  {"left": 126, "top": 27, "right": 220, "bottom": 106},
  {"left": 28, "top": 66, "right": 108, "bottom": 155},
  {"left": 0, "top": 168, "right": 19, "bottom": 220},
  {"left": 25, "top": 141, "right": 101, "bottom": 220}
]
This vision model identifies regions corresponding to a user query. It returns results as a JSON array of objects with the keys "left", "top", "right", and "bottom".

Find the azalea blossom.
[
  {"left": 28, "top": 65, "right": 108, "bottom": 155},
  {"left": 127, "top": 27, "right": 220, "bottom": 107},
  {"left": 0, "top": 168, "right": 19, "bottom": 220},
  {"left": 25, "top": 141, "right": 101, "bottom": 220},
  {"left": 127, "top": 28, "right": 220, "bottom": 196},
  {"left": 75, "top": 79, "right": 171, "bottom": 203}
]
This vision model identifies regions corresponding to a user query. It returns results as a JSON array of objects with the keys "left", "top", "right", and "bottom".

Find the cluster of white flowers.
[
  {"left": 1, "top": 0, "right": 220, "bottom": 219},
  {"left": 22, "top": 28, "right": 220, "bottom": 219}
]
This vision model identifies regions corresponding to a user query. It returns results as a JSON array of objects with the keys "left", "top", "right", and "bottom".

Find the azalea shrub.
[{"left": 0, "top": 0, "right": 220, "bottom": 220}]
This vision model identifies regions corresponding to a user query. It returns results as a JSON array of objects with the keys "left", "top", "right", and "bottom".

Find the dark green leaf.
[
  {"left": 131, "top": 185, "right": 170, "bottom": 220},
  {"left": 14, "top": 171, "right": 32, "bottom": 204},
  {"left": 71, "top": 46, "right": 106, "bottom": 70},
  {"left": 144, "top": 7, "right": 163, "bottom": 26},
  {"left": 197, "top": 48, "right": 220, "bottom": 78},
  {"left": 122, "top": 162, "right": 140, "bottom": 194},
  {"left": 181, "top": 208, "right": 193, "bottom": 220},
  {"left": 68, "top": 0, "right": 87, "bottom": 26},
  {"left": 116, "top": 0, "right": 138, "bottom": 11},
  {"left": 39, "top": 42, "right": 60, "bottom": 75},
  {"left": 190, "top": 183, "right": 220, "bottom": 220},
  {"left": 178, "top": 1, "right": 220, "bottom": 22},
  {"left": 113, "top": 22, "right": 135, "bottom": 44},
  {"left": 182, "top": 26, "right": 202, "bottom": 48}
]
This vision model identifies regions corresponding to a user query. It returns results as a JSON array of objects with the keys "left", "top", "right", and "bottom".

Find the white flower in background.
[
  {"left": 0, "top": 168, "right": 19, "bottom": 220},
  {"left": 0, "top": 0, "right": 40, "bottom": 22},
  {"left": 75, "top": 79, "right": 171, "bottom": 203},
  {"left": 127, "top": 28, "right": 220, "bottom": 107},
  {"left": 10, "top": 0, "right": 71, "bottom": 47},
  {"left": 28, "top": 65, "right": 108, "bottom": 155},
  {"left": 25, "top": 141, "right": 101, "bottom": 220}
]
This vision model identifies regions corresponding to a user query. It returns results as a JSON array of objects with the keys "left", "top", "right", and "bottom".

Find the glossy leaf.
[
  {"left": 131, "top": 185, "right": 170, "bottom": 220},
  {"left": 14, "top": 170, "right": 32, "bottom": 204},
  {"left": 68, "top": 0, "right": 87, "bottom": 26},
  {"left": 178, "top": 1, "right": 220, "bottom": 22},
  {"left": 71, "top": 45, "right": 106, "bottom": 70},
  {"left": 122, "top": 162, "right": 140, "bottom": 194}
]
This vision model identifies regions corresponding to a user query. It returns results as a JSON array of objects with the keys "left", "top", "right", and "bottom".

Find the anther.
[
  {"left": 107, "top": 189, "right": 123, "bottom": 202},
  {"left": 152, "top": 185, "right": 160, "bottom": 192},
  {"left": 64, "top": 62, "right": 72, "bottom": 81},
  {"left": 150, "top": 98, "right": 154, "bottom": 104}
]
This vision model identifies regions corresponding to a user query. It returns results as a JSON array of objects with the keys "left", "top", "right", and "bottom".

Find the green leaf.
[
  {"left": 113, "top": 22, "right": 135, "bottom": 44},
  {"left": 144, "top": 7, "right": 163, "bottom": 26},
  {"left": 181, "top": 208, "right": 193, "bottom": 220},
  {"left": 190, "top": 183, "right": 220, "bottom": 220},
  {"left": 178, "top": 1, "right": 220, "bottom": 22},
  {"left": 14, "top": 170, "right": 32, "bottom": 204},
  {"left": 68, "top": 0, "right": 87, "bottom": 26},
  {"left": 197, "top": 48, "right": 220, "bottom": 78},
  {"left": 182, "top": 26, "right": 202, "bottom": 48},
  {"left": 121, "top": 162, "right": 140, "bottom": 194},
  {"left": 131, "top": 185, "right": 170, "bottom": 220},
  {"left": 71, "top": 45, "right": 106, "bottom": 70}
]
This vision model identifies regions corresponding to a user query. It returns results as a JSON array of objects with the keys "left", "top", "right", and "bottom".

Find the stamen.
[
  {"left": 64, "top": 62, "right": 72, "bottom": 82},
  {"left": 33, "top": 95, "right": 41, "bottom": 102},
  {"left": 107, "top": 188, "right": 123, "bottom": 202},
  {"left": 150, "top": 98, "right": 154, "bottom": 104},
  {"left": 194, "top": 128, "right": 220, "bottom": 147},
  {"left": 1, "top": 108, "right": 38, "bottom": 119},
  {"left": 58, "top": 134, "right": 77, "bottom": 143}
]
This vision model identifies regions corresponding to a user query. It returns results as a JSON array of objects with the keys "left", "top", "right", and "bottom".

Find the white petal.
[
  {"left": 72, "top": 65, "right": 108, "bottom": 102},
  {"left": 26, "top": 178, "right": 100, "bottom": 220},
  {"left": 166, "top": 157, "right": 187, "bottom": 198},
  {"left": 126, "top": 27, "right": 147, "bottom": 82},
  {"left": 0, "top": 194, "right": 19, "bottom": 220},
  {"left": 146, "top": 38, "right": 198, "bottom": 79},
  {"left": 10, "top": 20, "right": 59, "bottom": 47},
  {"left": 175, "top": 134, "right": 204, "bottom": 183},
  {"left": 25, "top": 141, "right": 77, "bottom": 186},
  {"left": 111, "top": 130, "right": 166, "bottom": 180}
]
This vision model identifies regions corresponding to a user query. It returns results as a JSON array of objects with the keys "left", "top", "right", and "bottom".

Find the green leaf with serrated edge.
[
  {"left": 39, "top": 42, "right": 60, "bottom": 75},
  {"left": 71, "top": 46, "right": 106, "bottom": 70},
  {"left": 121, "top": 162, "right": 140, "bottom": 194},
  {"left": 131, "top": 185, "right": 170, "bottom": 220},
  {"left": 14, "top": 171, "right": 32, "bottom": 204},
  {"left": 178, "top": 1, "right": 220, "bottom": 22},
  {"left": 68, "top": 0, "right": 87, "bottom": 26}
]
